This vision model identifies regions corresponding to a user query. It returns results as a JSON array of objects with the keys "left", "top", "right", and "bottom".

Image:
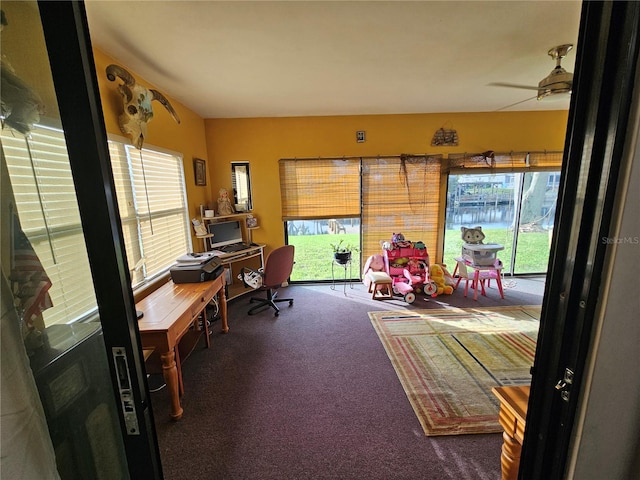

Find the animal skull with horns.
[{"left": 106, "top": 64, "right": 180, "bottom": 149}]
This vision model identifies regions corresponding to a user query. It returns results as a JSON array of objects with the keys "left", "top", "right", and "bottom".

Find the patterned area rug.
[{"left": 369, "top": 306, "right": 540, "bottom": 436}]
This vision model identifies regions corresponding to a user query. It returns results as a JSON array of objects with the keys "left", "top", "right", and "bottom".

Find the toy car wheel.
[
  {"left": 424, "top": 282, "right": 437, "bottom": 296},
  {"left": 404, "top": 292, "right": 416, "bottom": 304}
]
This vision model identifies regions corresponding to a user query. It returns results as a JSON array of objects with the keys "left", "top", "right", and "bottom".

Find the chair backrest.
[
  {"left": 262, "top": 245, "right": 295, "bottom": 287},
  {"left": 455, "top": 259, "right": 470, "bottom": 279}
]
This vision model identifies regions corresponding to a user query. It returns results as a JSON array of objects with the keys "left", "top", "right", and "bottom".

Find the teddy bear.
[{"left": 429, "top": 263, "right": 454, "bottom": 297}]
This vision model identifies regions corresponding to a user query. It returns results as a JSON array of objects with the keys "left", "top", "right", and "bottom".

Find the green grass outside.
[
  {"left": 289, "top": 233, "right": 361, "bottom": 282},
  {"left": 289, "top": 229, "right": 551, "bottom": 282},
  {"left": 441, "top": 227, "right": 551, "bottom": 274}
]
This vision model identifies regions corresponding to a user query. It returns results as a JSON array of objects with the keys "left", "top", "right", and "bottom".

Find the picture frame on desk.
[{"left": 194, "top": 158, "right": 207, "bottom": 186}]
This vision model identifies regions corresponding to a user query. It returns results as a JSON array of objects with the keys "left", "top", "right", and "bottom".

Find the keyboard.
[{"left": 219, "top": 243, "right": 251, "bottom": 253}]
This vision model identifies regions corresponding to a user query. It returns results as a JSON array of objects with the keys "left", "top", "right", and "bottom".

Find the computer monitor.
[{"left": 208, "top": 220, "right": 243, "bottom": 249}]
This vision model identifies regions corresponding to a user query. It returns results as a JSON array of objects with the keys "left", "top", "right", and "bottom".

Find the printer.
[{"left": 170, "top": 254, "right": 224, "bottom": 284}]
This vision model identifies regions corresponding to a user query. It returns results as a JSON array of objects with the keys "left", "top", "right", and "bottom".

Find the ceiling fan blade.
[
  {"left": 488, "top": 82, "right": 540, "bottom": 91},
  {"left": 495, "top": 95, "right": 538, "bottom": 112}
]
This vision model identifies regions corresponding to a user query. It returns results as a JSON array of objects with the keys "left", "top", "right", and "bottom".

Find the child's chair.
[
  {"left": 479, "top": 259, "right": 504, "bottom": 298},
  {"left": 454, "top": 258, "right": 480, "bottom": 298},
  {"left": 363, "top": 254, "right": 393, "bottom": 300}
]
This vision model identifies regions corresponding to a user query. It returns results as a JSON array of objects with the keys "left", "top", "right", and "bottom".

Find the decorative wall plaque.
[{"left": 431, "top": 128, "right": 459, "bottom": 146}]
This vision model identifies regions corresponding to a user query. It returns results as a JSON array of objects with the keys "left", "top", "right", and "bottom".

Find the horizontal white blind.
[
  {"left": 108, "top": 142, "right": 189, "bottom": 285},
  {"left": 2, "top": 126, "right": 98, "bottom": 325},
  {"left": 3, "top": 126, "right": 190, "bottom": 325}
]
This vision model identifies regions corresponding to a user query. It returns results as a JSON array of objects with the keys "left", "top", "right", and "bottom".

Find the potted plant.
[{"left": 330, "top": 239, "right": 358, "bottom": 265}]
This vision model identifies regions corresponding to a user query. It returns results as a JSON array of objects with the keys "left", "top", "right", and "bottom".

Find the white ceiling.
[{"left": 84, "top": 1, "right": 583, "bottom": 119}]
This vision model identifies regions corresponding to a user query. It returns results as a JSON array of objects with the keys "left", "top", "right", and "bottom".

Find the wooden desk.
[
  {"left": 216, "top": 244, "right": 265, "bottom": 300},
  {"left": 136, "top": 275, "right": 227, "bottom": 420},
  {"left": 492, "top": 385, "right": 530, "bottom": 480}
]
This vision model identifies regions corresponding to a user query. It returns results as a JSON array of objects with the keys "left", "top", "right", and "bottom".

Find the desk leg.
[
  {"left": 160, "top": 349, "right": 183, "bottom": 420},
  {"left": 500, "top": 430, "right": 522, "bottom": 480},
  {"left": 219, "top": 287, "right": 229, "bottom": 333}
]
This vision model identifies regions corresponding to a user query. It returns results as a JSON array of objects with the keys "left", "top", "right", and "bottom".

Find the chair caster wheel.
[
  {"left": 289, "top": 300, "right": 294, "bottom": 306},
  {"left": 275, "top": 311, "right": 280, "bottom": 317}
]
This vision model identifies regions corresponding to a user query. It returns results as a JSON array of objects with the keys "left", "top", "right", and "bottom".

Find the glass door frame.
[
  {"left": 444, "top": 167, "right": 560, "bottom": 276},
  {"left": 38, "top": 1, "right": 162, "bottom": 477}
]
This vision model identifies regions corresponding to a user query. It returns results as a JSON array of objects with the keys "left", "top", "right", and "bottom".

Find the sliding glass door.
[
  {"left": 444, "top": 170, "right": 560, "bottom": 275},
  {"left": 287, "top": 218, "right": 361, "bottom": 281},
  {"left": 1, "top": 2, "right": 161, "bottom": 478},
  {"left": 514, "top": 171, "right": 559, "bottom": 273}
]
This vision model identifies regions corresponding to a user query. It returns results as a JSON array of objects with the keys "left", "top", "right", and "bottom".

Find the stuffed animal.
[
  {"left": 362, "top": 254, "right": 389, "bottom": 291},
  {"left": 391, "top": 232, "right": 405, "bottom": 243},
  {"left": 390, "top": 257, "right": 410, "bottom": 267},
  {"left": 391, "top": 232, "right": 412, "bottom": 248},
  {"left": 461, "top": 226, "right": 485, "bottom": 244},
  {"left": 429, "top": 264, "right": 454, "bottom": 296},
  {"left": 414, "top": 241, "right": 426, "bottom": 250}
]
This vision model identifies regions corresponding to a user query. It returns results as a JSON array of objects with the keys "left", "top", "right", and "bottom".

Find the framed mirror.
[{"left": 231, "top": 161, "right": 252, "bottom": 212}]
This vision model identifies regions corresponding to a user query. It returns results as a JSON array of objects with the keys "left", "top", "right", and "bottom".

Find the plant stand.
[{"left": 330, "top": 259, "right": 353, "bottom": 295}]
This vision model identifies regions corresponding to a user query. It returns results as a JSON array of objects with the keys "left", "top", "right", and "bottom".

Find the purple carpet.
[{"left": 151, "top": 280, "right": 543, "bottom": 479}]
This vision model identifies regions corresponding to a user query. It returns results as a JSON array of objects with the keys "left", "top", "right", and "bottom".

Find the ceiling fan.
[{"left": 491, "top": 44, "right": 574, "bottom": 109}]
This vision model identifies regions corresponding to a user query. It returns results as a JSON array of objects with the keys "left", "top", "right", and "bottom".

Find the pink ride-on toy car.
[{"left": 383, "top": 235, "right": 437, "bottom": 304}]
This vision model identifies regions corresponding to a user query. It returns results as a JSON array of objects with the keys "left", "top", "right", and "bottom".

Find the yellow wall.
[
  {"left": 93, "top": 46, "right": 569, "bottom": 258},
  {"left": 4, "top": 8, "right": 571, "bottom": 261},
  {"left": 205, "top": 111, "right": 569, "bottom": 253},
  {"left": 92, "top": 49, "right": 213, "bottom": 249}
]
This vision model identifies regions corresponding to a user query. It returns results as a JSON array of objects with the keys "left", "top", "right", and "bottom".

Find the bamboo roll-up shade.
[
  {"left": 528, "top": 151, "right": 564, "bottom": 167},
  {"left": 361, "top": 155, "right": 443, "bottom": 261},
  {"left": 279, "top": 158, "right": 361, "bottom": 220},
  {"left": 446, "top": 151, "right": 563, "bottom": 171}
]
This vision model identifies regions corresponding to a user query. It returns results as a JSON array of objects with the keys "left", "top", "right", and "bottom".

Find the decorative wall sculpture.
[{"left": 106, "top": 64, "right": 180, "bottom": 149}]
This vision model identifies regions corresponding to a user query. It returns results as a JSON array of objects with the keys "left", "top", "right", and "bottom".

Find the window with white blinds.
[
  {"left": 2, "top": 124, "right": 190, "bottom": 326},
  {"left": 107, "top": 140, "right": 190, "bottom": 287},
  {"left": 2, "top": 124, "right": 98, "bottom": 325}
]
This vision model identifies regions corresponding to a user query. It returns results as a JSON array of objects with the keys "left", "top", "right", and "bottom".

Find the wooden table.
[
  {"left": 492, "top": 385, "right": 530, "bottom": 480},
  {"left": 454, "top": 257, "right": 505, "bottom": 300},
  {"left": 136, "top": 275, "right": 227, "bottom": 420}
]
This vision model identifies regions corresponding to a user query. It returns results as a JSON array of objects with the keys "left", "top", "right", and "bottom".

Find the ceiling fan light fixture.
[
  {"left": 537, "top": 71, "right": 573, "bottom": 100},
  {"left": 489, "top": 43, "right": 574, "bottom": 107},
  {"left": 537, "top": 87, "right": 572, "bottom": 101},
  {"left": 536, "top": 45, "right": 574, "bottom": 101}
]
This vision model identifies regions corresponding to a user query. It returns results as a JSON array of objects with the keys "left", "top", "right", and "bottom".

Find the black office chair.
[{"left": 241, "top": 245, "right": 295, "bottom": 316}]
